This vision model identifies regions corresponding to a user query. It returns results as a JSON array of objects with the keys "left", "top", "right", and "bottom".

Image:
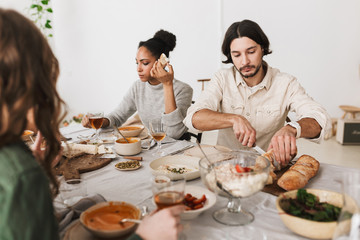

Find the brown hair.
[
  {"left": 0, "top": 9, "right": 66, "bottom": 195},
  {"left": 222, "top": 19, "right": 272, "bottom": 64}
]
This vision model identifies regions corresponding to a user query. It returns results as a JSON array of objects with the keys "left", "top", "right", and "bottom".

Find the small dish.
[
  {"left": 80, "top": 201, "right": 140, "bottom": 238},
  {"left": 149, "top": 155, "right": 201, "bottom": 180},
  {"left": 118, "top": 125, "right": 145, "bottom": 137},
  {"left": 115, "top": 161, "right": 141, "bottom": 171},
  {"left": 181, "top": 185, "right": 216, "bottom": 220},
  {"left": 114, "top": 137, "right": 141, "bottom": 156},
  {"left": 276, "top": 188, "right": 344, "bottom": 239}
]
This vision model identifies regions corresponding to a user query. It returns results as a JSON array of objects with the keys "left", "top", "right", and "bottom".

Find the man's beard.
[{"left": 238, "top": 62, "right": 262, "bottom": 79}]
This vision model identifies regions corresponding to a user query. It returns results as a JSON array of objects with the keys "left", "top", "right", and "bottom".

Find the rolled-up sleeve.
[{"left": 287, "top": 79, "right": 332, "bottom": 142}]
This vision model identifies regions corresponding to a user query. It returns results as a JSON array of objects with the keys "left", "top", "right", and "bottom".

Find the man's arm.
[
  {"left": 192, "top": 109, "right": 257, "bottom": 147},
  {"left": 268, "top": 118, "right": 322, "bottom": 167}
]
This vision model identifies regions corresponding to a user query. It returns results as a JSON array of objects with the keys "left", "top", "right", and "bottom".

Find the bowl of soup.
[
  {"left": 118, "top": 125, "right": 144, "bottom": 137},
  {"left": 80, "top": 201, "right": 141, "bottom": 238},
  {"left": 114, "top": 137, "right": 141, "bottom": 155}
]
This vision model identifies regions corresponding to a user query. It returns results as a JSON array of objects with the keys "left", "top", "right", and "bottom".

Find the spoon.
[
  {"left": 113, "top": 125, "right": 129, "bottom": 143},
  {"left": 120, "top": 218, "right": 142, "bottom": 224},
  {"left": 196, "top": 140, "right": 211, "bottom": 165}
]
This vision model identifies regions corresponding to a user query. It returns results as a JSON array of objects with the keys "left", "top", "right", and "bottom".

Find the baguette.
[
  {"left": 277, "top": 154, "right": 319, "bottom": 191},
  {"left": 159, "top": 53, "right": 169, "bottom": 66}
]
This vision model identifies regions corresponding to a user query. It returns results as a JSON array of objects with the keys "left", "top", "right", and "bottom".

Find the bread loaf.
[
  {"left": 159, "top": 53, "right": 169, "bottom": 66},
  {"left": 277, "top": 154, "right": 319, "bottom": 191}
]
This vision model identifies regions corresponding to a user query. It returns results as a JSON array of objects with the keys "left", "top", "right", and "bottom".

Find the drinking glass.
[
  {"left": 59, "top": 179, "right": 87, "bottom": 207},
  {"left": 149, "top": 118, "right": 167, "bottom": 156},
  {"left": 211, "top": 151, "right": 270, "bottom": 226},
  {"left": 332, "top": 172, "right": 360, "bottom": 240},
  {"left": 87, "top": 111, "right": 104, "bottom": 141},
  {"left": 151, "top": 175, "right": 186, "bottom": 240}
]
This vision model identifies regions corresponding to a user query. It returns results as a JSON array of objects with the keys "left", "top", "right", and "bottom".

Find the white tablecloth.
[{"left": 59, "top": 125, "right": 360, "bottom": 240}]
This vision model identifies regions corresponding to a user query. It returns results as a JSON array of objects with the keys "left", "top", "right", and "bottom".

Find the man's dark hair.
[{"left": 222, "top": 19, "right": 272, "bottom": 64}]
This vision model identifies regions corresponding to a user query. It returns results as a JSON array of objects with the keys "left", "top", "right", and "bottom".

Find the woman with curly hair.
[{"left": 82, "top": 30, "right": 193, "bottom": 140}]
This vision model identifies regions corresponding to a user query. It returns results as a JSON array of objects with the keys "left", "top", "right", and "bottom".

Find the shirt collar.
[{"left": 234, "top": 61, "right": 272, "bottom": 90}]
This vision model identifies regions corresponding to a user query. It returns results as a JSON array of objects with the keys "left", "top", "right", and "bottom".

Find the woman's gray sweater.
[{"left": 106, "top": 79, "right": 193, "bottom": 139}]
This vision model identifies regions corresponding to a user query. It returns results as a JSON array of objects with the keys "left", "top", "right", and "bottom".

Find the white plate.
[
  {"left": 149, "top": 155, "right": 201, "bottom": 180},
  {"left": 181, "top": 185, "right": 217, "bottom": 220},
  {"left": 184, "top": 144, "right": 231, "bottom": 158}
]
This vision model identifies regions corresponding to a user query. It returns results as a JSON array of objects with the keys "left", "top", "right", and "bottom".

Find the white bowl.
[
  {"left": 276, "top": 189, "right": 344, "bottom": 239},
  {"left": 114, "top": 137, "right": 141, "bottom": 156},
  {"left": 118, "top": 125, "right": 144, "bottom": 137},
  {"left": 80, "top": 201, "right": 141, "bottom": 238},
  {"left": 149, "top": 155, "right": 201, "bottom": 180},
  {"left": 181, "top": 185, "right": 217, "bottom": 220}
]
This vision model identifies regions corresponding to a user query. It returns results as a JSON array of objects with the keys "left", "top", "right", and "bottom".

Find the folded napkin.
[
  {"left": 57, "top": 193, "right": 106, "bottom": 238},
  {"left": 160, "top": 140, "right": 195, "bottom": 156}
]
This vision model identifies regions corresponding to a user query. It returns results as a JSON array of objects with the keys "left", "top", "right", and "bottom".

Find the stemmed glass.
[
  {"left": 151, "top": 175, "right": 186, "bottom": 240},
  {"left": 87, "top": 111, "right": 104, "bottom": 142},
  {"left": 149, "top": 118, "right": 167, "bottom": 156},
  {"left": 210, "top": 150, "right": 270, "bottom": 226}
]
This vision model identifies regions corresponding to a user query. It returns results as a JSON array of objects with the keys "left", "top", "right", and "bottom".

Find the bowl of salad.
[{"left": 276, "top": 188, "right": 344, "bottom": 239}]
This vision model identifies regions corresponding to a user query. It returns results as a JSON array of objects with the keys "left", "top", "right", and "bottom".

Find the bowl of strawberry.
[{"left": 180, "top": 185, "right": 216, "bottom": 220}]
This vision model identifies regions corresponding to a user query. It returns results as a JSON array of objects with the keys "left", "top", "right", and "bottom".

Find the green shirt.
[{"left": 0, "top": 141, "right": 59, "bottom": 240}]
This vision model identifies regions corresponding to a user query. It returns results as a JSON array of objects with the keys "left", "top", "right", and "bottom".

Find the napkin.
[
  {"left": 160, "top": 140, "right": 195, "bottom": 156},
  {"left": 57, "top": 193, "right": 106, "bottom": 238}
]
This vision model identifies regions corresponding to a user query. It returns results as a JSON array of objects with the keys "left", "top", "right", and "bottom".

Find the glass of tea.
[
  {"left": 149, "top": 118, "right": 167, "bottom": 156},
  {"left": 152, "top": 175, "right": 185, "bottom": 210},
  {"left": 152, "top": 175, "right": 186, "bottom": 240},
  {"left": 87, "top": 111, "right": 104, "bottom": 141}
]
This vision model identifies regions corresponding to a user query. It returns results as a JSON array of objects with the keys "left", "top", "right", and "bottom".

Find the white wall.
[{"left": 1, "top": 0, "right": 360, "bottom": 120}]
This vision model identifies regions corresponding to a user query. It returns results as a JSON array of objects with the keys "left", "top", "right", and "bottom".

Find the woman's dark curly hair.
[
  {"left": 0, "top": 9, "right": 67, "bottom": 196},
  {"left": 138, "top": 29, "right": 176, "bottom": 59},
  {"left": 222, "top": 19, "right": 272, "bottom": 64}
]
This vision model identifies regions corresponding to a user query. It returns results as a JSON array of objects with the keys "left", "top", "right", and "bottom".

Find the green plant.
[{"left": 28, "top": 0, "right": 53, "bottom": 38}]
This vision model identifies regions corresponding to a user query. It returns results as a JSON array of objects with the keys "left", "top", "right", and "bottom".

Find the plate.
[
  {"left": 149, "top": 155, "right": 201, "bottom": 180},
  {"left": 115, "top": 161, "right": 141, "bottom": 171},
  {"left": 184, "top": 144, "right": 231, "bottom": 158},
  {"left": 181, "top": 185, "right": 217, "bottom": 220}
]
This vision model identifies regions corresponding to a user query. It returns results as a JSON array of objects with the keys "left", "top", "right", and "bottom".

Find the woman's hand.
[
  {"left": 135, "top": 205, "right": 185, "bottom": 240},
  {"left": 150, "top": 61, "right": 174, "bottom": 86},
  {"left": 32, "top": 131, "right": 62, "bottom": 166},
  {"left": 81, "top": 115, "right": 92, "bottom": 128}
]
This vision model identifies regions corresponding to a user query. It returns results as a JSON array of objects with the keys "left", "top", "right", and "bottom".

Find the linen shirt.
[
  {"left": 106, "top": 79, "right": 193, "bottom": 139},
  {"left": 184, "top": 63, "right": 331, "bottom": 150},
  {"left": 0, "top": 141, "right": 59, "bottom": 240}
]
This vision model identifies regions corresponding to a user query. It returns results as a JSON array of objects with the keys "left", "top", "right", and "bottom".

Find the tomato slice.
[{"left": 235, "top": 164, "right": 252, "bottom": 173}]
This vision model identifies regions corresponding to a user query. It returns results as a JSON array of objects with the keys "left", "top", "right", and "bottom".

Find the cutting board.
[
  {"left": 55, "top": 153, "right": 112, "bottom": 182},
  {"left": 261, "top": 165, "right": 291, "bottom": 196}
]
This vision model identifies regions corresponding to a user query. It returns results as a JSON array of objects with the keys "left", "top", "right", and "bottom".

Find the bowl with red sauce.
[
  {"left": 114, "top": 137, "right": 142, "bottom": 155},
  {"left": 118, "top": 125, "right": 144, "bottom": 137},
  {"left": 80, "top": 201, "right": 141, "bottom": 238}
]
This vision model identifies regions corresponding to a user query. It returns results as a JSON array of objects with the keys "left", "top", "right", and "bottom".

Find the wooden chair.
[
  {"left": 339, "top": 105, "right": 360, "bottom": 119},
  {"left": 197, "top": 78, "right": 211, "bottom": 91}
]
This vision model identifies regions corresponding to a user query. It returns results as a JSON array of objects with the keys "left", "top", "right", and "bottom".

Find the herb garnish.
[
  {"left": 167, "top": 167, "right": 186, "bottom": 174},
  {"left": 280, "top": 189, "right": 341, "bottom": 222}
]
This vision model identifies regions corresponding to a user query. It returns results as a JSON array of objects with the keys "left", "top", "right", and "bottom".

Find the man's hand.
[
  {"left": 267, "top": 125, "right": 297, "bottom": 167},
  {"left": 150, "top": 61, "right": 174, "bottom": 87},
  {"left": 231, "top": 115, "right": 256, "bottom": 148}
]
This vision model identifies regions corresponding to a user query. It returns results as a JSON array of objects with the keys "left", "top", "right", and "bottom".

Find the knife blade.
[{"left": 252, "top": 145, "right": 266, "bottom": 155}]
